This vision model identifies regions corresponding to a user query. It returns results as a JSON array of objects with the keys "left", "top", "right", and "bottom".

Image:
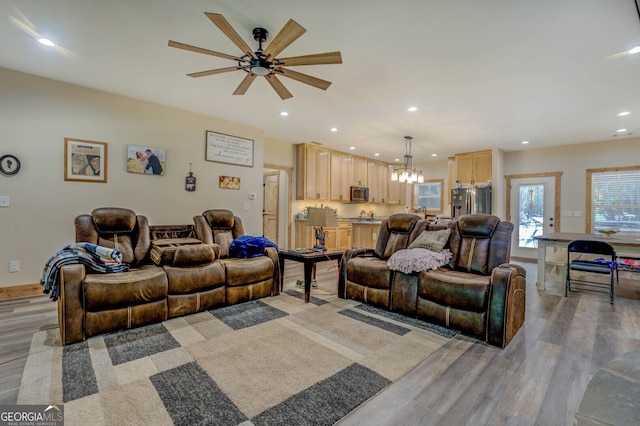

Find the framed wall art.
[
  {"left": 219, "top": 175, "right": 240, "bottom": 190},
  {"left": 206, "top": 131, "right": 254, "bottom": 167},
  {"left": 127, "top": 144, "right": 166, "bottom": 176},
  {"left": 64, "top": 138, "right": 107, "bottom": 183}
]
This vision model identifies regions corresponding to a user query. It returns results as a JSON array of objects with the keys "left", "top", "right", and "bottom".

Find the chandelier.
[{"left": 390, "top": 136, "right": 424, "bottom": 184}]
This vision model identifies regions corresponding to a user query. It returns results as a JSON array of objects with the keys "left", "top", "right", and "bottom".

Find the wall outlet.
[
  {"left": 0, "top": 196, "right": 9, "bottom": 207},
  {"left": 372, "top": 232, "right": 377, "bottom": 241},
  {"left": 9, "top": 260, "right": 19, "bottom": 273}
]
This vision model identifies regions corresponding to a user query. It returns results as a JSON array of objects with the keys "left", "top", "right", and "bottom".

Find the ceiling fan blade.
[
  {"left": 205, "top": 13, "right": 257, "bottom": 59},
  {"left": 187, "top": 67, "right": 245, "bottom": 78},
  {"left": 278, "top": 68, "right": 332, "bottom": 90},
  {"left": 276, "top": 51, "right": 342, "bottom": 66},
  {"left": 263, "top": 19, "right": 306, "bottom": 58},
  {"left": 266, "top": 75, "right": 293, "bottom": 100},
  {"left": 233, "top": 73, "right": 257, "bottom": 95},
  {"left": 168, "top": 40, "right": 246, "bottom": 61}
]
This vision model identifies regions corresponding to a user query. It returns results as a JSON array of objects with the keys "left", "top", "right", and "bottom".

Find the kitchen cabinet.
[
  {"left": 367, "top": 160, "right": 388, "bottom": 204},
  {"left": 454, "top": 150, "right": 491, "bottom": 186},
  {"left": 330, "top": 151, "right": 352, "bottom": 202},
  {"left": 387, "top": 164, "right": 403, "bottom": 204},
  {"left": 295, "top": 219, "right": 351, "bottom": 250},
  {"left": 296, "top": 144, "right": 330, "bottom": 201},
  {"left": 351, "top": 156, "right": 368, "bottom": 187},
  {"left": 338, "top": 221, "right": 352, "bottom": 249},
  {"left": 352, "top": 222, "right": 380, "bottom": 249}
]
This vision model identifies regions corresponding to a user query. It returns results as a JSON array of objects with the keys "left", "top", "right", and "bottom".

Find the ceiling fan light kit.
[
  {"left": 168, "top": 13, "right": 342, "bottom": 99},
  {"left": 390, "top": 136, "right": 424, "bottom": 184}
]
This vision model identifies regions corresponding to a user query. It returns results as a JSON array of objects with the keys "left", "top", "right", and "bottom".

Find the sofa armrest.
[
  {"left": 487, "top": 263, "right": 526, "bottom": 347},
  {"left": 263, "top": 246, "right": 281, "bottom": 296},
  {"left": 338, "top": 247, "right": 376, "bottom": 298},
  {"left": 58, "top": 264, "right": 86, "bottom": 345}
]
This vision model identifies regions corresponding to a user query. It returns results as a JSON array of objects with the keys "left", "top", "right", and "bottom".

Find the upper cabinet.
[
  {"left": 454, "top": 150, "right": 492, "bottom": 186},
  {"left": 350, "top": 156, "right": 368, "bottom": 187},
  {"left": 368, "top": 160, "right": 388, "bottom": 204},
  {"left": 330, "top": 151, "right": 352, "bottom": 202},
  {"left": 387, "top": 164, "right": 403, "bottom": 205},
  {"left": 296, "top": 144, "right": 330, "bottom": 201}
]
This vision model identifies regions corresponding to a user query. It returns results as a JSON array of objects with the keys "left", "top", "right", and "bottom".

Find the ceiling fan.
[{"left": 168, "top": 13, "right": 342, "bottom": 100}]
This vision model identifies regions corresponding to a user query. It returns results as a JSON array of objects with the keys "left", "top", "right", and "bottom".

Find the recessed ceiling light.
[
  {"left": 618, "top": 111, "right": 630, "bottom": 116},
  {"left": 431, "top": 153, "right": 437, "bottom": 157},
  {"left": 394, "top": 158, "right": 400, "bottom": 162},
  {"left": 521, "top": 140, "right": 529, "bottom": 144},
  {"left": 407, "top": 106, "right": 417, "bottom": 112},
  {"left": 38, "top": 38, "right": 55, "bottom": 47},
  {"left": 279, "top": 111, "right": 288, "bottom": 116},
  {"left": 617, "top": 128, "right": 628, "bottom": 133},
  {"left": 629, "top": 46, "right": 640, "bottom": 55},
  {"left": 374, "top": 153, "right": 380, "bottom": 156},
  {"left": 330, "top": 127, "right": 338, "bottom": 132},
  {"left": 349, "top": 146, "right": 355, "bottom": 150}
]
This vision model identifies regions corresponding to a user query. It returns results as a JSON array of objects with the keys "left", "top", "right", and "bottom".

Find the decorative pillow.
[
  {"left": 214, "top": 231, "right": 233, "bottom": 258},
  {"left": 408, "top": 229, "right": 451, "bottom": 252},
  {"left": 387, "top": 248, "right": 453, "bottom": 274}
]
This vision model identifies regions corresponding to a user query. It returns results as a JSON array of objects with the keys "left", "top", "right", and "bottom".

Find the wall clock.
[{"left": 0, "top": 154, "right": 21, "bottom": 176}]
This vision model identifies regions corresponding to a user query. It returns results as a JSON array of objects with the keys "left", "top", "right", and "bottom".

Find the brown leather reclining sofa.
[
  {"left": 338, "top": 213, "right": 526, "bottom": 348},
  {"left": 57, "top": 207, "right": 279, "bottom": 345}
]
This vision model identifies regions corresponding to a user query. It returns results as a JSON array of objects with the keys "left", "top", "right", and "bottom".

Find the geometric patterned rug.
[{"left": 18, "top": 290, "right": 453, "bottom": 425}]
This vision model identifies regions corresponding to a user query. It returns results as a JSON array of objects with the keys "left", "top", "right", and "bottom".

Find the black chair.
[{"left": 566, "top": 240, "right": 616, "bottom": 304}]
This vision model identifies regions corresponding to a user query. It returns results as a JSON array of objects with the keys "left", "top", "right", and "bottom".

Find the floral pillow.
[
  {"left": 408, "top": 229, "right": 451, "bottom": 252},
  {"left": 387, "top": 248, "right": 453, "bottom": 274}
]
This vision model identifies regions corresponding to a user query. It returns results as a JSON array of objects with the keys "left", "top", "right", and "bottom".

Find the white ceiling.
[{"left": 1, "top": 0, "right": 639, "bottom": 164}]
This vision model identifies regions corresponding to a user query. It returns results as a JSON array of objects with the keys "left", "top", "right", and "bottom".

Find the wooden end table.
[{"left": 278, "top": 250, "right": 344, "bottom": 302}]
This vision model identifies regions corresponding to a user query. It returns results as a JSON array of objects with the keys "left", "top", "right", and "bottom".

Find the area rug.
[{"left": 18, "top": 290, "right": 454, "bottom": 425}]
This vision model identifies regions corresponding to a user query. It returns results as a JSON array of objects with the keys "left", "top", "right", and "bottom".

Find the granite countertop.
[{"left": 295, "top": 217, "right": 384, "bottom": 225}]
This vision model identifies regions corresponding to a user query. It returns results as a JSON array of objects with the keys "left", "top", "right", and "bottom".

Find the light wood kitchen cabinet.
[
  {"left": 351, "top": 155, "right": 368, "bottom": 187},
  {"left": 367, "top": 160, "right": 388, "bottom": 204},
  {"left": 295, "top": 219, "right": 349, "bottom": 250},
  {"left": 296, "top": 144, "right": 330, "bottom": 201},
  {"left": 352, "top": 222, "right": 380, "bottom": 249},
  {"left": 330, "top": 151, "right": 352, "bottom": 202},
  {"left": 338, "top": 221, "right": 352, "bottom": 249},
  {"left": 454, "top": 150, "right": 491, "bottom": 186},
  {"left": 387, "top": 164, "right": 402, "bottom": 204}
]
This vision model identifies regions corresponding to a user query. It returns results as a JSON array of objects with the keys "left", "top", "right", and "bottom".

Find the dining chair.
[{"left": 565, "top": 240, "right": 616, "bottom": 304}]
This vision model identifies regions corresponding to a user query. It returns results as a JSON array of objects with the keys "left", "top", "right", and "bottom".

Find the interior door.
[
  {"left": 509, "top": 176, "right": 556, "bottom": 259},
  {"left": 263, "top": 172, "right": 279, "bottom": 245}
]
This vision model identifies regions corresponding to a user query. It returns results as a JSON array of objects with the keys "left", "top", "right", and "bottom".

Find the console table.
[
  {"left": 278, "top": 250, "right": 344, "bottom": 302},
  {"left": 534, "top": 232, "right": 640, "bottom": 290}
]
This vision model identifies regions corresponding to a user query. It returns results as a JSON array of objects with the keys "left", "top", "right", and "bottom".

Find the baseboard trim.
[{"left": 0, "top": 283, "right": 42, "bottom": 300}]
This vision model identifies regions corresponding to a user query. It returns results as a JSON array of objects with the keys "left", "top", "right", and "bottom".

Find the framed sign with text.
[{"left": 205, "top": 131, "right": 254, "bottom": 167}]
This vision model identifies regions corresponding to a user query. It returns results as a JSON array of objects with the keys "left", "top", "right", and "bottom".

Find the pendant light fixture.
[{"left": 390, "top": 136, "right": 424, "bottom": 184}]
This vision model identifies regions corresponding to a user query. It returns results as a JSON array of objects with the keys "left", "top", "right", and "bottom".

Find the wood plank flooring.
[{"left": 2, "top": 260, "right": 639, "bottom": 426}]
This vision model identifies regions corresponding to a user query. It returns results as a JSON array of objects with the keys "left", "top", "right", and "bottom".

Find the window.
[
  {"left": 413, "top": 179, "right": 444, "bottom": 214},
  {"left": 587, "top": 166, "right": 640, "bottom": 234}
]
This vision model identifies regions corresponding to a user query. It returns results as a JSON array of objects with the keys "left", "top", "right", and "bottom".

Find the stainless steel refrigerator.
[{"left": 451, "top": 186, "right": 492, "bottom": 218}]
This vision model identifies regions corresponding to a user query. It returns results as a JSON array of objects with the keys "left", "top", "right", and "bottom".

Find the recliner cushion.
[
  {"left": 203, "top": 209, "right": 235, "bottom": 229},
  {"left": 91, "top": 207, "right": 137, "bottom": 233},
  {"left": 418, "top": 268, "right": 490, "bottom": 312},
  {"left": 346, "top": 257, "right": 392, "bottom": 289}
]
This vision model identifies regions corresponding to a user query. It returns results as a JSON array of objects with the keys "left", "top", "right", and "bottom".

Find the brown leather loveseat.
[
  {"left": 57, "top": 207, "right": 279, "bottom": 345},
  {"left": 339, "top": 213, "right": 526, "bottom": 347}
]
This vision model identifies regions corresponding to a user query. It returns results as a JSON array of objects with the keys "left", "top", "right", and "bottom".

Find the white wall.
[
  {"left": 0, "top": 68, "right": 282, "bottom": 288},
  {"left": 503, "top": 137, "right": 640, "bottom": 232}
]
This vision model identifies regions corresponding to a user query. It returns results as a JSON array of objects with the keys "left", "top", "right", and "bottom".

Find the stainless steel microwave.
[{"left": 350, "top": 186, "right": 369, "bottom": 202}]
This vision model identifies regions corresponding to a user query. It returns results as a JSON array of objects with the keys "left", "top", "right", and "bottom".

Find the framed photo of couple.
[
  {"left": 64, "top": 138, "right": 108, "bottom": 183},
  {"left": 127, "top": 144, "right": 166, "bottom": 176}
]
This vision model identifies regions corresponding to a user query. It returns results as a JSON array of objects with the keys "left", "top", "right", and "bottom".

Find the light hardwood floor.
[{"left": 2, "top": 260, "right": 639, "bottom": 425}]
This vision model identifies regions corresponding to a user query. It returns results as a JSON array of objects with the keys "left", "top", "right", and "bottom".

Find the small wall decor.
[
  {"left": 0, "top": 154, "right": 21, "bottom": 176},
  {"left": 206, "top": 131, "right": 254, "bottom": 167},
  {"left": 219, "top": 175, "right": 240, "bottom": 190},
  {"left": 186, "top": 162, "right": 196, "bottom": 191},
  {"left": 127, "top": 144, "right": 166, "bottom": 175},
  {"left": 64, "top": 138, "right": 107, "bottom": 183}
]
